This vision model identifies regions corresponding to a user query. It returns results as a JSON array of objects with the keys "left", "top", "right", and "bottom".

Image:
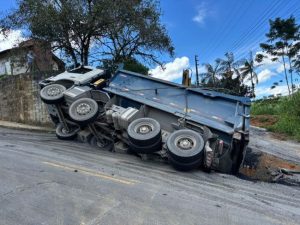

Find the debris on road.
[{"left": 240, "top": 147, "right": 300, "bottom": 186}]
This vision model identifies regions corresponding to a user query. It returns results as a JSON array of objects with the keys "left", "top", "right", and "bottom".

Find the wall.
[{"left": 0, "top": 73, "right": 57, "bottom": 126}]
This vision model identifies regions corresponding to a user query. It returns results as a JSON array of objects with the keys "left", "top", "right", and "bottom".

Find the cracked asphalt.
[{"left": 0, "top": 127, "right": 300, "bottom": 225}]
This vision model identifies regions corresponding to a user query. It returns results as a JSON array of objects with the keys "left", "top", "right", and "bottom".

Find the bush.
[
  {"left": 251, "top": 99, "right": 280, "bottom": 115},
  {"left": 251, "top": 92, "right": 300, "bottom": 141}
]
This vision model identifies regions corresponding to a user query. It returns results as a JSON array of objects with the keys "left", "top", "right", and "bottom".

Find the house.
[{"left": 0, "top": 39, "right": 65, "bottom": 76}]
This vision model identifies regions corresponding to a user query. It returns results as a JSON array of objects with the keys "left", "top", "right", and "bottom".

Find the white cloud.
[
  {"left": 276, "top": 64, "right": 290, "bottom": 73},
  {"left": 193, "top": 2, "right": 208, "bottom": 25},
  {"left": 0, "top": 30, "right": 25, "bottom": 51},
  {"left": 149, "top": 57, "right": 190, "bottom": 81},
  {"left": 257, "top": 69, "right": 276, "bottom": 83},
  {"left": 255, "top": 85, "right": 289, "bottom": 98}
]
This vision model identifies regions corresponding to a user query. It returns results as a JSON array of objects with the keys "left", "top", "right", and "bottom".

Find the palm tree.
[
  {"left": 216, "top": 52, "right": 249, "bottom": 96},
  {"left": 240, "top": 52, "right": 259, "bottom": 98},
  {"left": 218, "top": 52, "right": 235, "bottom": 78},
  {"left": 200, "top": 59, "right": 221, "bottom": 87},
  {"left": 218, "top": 52, "right": 245, "bottom": 80}
]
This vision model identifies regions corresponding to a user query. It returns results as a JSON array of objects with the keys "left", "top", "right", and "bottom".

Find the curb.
[
  {"left": 0, "top": 121, "right": 55, "bottom": 133},
  {"left": 250, "top": 125, "right": 267, "bottom": 132}
]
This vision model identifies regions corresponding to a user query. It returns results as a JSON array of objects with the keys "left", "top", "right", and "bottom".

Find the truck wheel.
[
  {"left": 127, "top": 118, "right": 161, "bottom": 146},
  {"left": 40, "top": 84, "right": 66, "bottom": 104},
  {"left": 69, "top": 98, "right": 99, "bottom": 125},
  {"left": 168, "top": 155, "right": 202, "bottom": 171},
  {"left": 90, "top": 136, "right": 114, "bottom": 151},
  {"left": 55, "top": 123, "right": 79, "bottom": 140},
  {"left": 166, "top": 129, "right": 205, "bottom": 164},
  {"left": 129, "top": 137, "right": 162, "bottom": 154}
]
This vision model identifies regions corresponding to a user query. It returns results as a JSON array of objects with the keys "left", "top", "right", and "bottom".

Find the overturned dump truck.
[{"left": 39, "top": 66, "right": 251, "bottom": 174}]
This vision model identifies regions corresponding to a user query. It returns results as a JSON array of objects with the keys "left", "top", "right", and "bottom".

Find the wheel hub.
[
  {"left": 177, "top": 137, "right": 193, "bottom": 150},
  {"left": 76, "top": 103, "right": 91, "bottom": 115},
  {"left": 138, "top": 125, "right": 152, "bottom": 134},
  {"left": 61, "top": 127, "right": 69, "bottom": 134},
  {"left": 47, "top": 87, "right": 61, "bottom": 96}
]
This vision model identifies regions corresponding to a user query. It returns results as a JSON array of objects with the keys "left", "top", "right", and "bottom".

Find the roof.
[{"left": 0, "top": 39, "right": 64, "bottom": 66}]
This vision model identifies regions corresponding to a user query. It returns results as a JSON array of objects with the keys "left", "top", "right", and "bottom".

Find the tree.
[
  {"left": 291, "top": 42, "right": 300, "bottom": 78},
  {"left": 1, "top": 0, "right": 174, "bottom": 66},
  {"left": 123, "top": 58, "right": 149, "bottom": 75},
  {"left": 218, "top": 52, "right": 235, "bottom": 79},
  {"left": 217, "top": 52, "right": 249, "bottom": 96},
  {"left": 200, "top": 59, "right": 221, "bottom": 87},
  {"left": 101, "top": 57, "right": 149, "bottom": 75},
  {"left": 218, "top": 52, "right": 245, "bottom": 81},
  {"left": 240, "top": 52, "right": 259, "bottom": 98},
  {"left": 96, "top": 0, "right": 174, "bottom": 68},
  {"left": 258, "top": 16, "right": 300, "bottom": 95},
  {"left": 201, "top": 52, "right": 250, "bottom": 96}
]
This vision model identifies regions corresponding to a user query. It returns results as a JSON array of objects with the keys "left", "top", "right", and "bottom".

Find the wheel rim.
[
  {"left": 175, "top": 135, "right": 196, "bottom": 150},
  {"left": 76, "top": 102, "right": 92, "bottom": 115},
  {"left": 135, "top": 123, "right": 154, "bottom": 135},
  {"left": 61, "top": 127, "right": 69, "bottom": 134},
  {"left": 47, "top": 86, "right": 62, "bottom": 96}
]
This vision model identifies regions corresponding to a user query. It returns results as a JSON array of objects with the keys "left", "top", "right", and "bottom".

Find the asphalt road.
[
  {"left": 0, "top": 127, "right": 299, "bottom": 225},
  {"left": 250, "top": 126, "right": 300, "bottom": 164}
]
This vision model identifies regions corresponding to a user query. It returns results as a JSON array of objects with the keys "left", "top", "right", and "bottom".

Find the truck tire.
[
  {"left": 90, "top": 136, "right": 114, "bottom": 151},
  {"left": 129, "top": 137, "right": 162, "bottom": 154},
  {"left": 40, "top": 84, "right": 66, "bottom": 104},
  {"left": 166, "top": 129, "right": 205, "bottom": 164},
  {"left": 55, "top": 123, "right": 79, "bottom": 140},
  {"left": 69, "top": 98, "right": 99, "bottom": 126},
  {"left": 127, "top": 118, "right": 161, "bottom": 146},
  {"left": 168, "top": 155, "right": 202, "bottom": 171}
]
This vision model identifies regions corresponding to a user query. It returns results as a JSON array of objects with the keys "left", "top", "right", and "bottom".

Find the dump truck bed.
[{"left": 104, "top": 70, "right": 251, "bottom": 135}]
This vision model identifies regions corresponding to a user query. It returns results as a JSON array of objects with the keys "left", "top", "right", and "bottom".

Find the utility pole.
[{"left": 195, "top": 55, "right": 199, "bottom": 86}]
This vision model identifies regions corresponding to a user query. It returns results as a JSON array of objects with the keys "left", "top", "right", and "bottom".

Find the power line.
[
  {"left": 234, "top": 0, "right": 299, "bottom": 56},
  {"left": 231, "top": 0, "right": 284, "bottom": 52},
  {"left": 208, "top": 1, "right": 254, "bottom": 58},
  {"left": 234, "top": 0, "right": 300, "bottom": 61},
  {"left": 203, "top": 0, "right": 243, "bottom": 60}
]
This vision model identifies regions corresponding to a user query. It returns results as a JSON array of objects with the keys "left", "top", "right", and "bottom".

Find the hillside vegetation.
[{"left": 251, "top": 92, "right": 300, "bottom": 141}]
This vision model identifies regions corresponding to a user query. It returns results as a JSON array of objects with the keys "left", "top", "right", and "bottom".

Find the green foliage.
[
  {"left": 270, "top": 115, "right": 300, "bottom": 141},
  {"left": 1, "top": 0, "right": 174, "bottom": 66},
  {"left": 252, "top": 92, "right": 300, "bottom": 141},
  {"left": 251, "top": 99, "right": 280, "bottom": 115},
  {"left": 218, "top": 76, "right": 250, "bottom": 96},
  {"left": 100, "top": 57, "right": 149, "bottom": 75},
  {"left": 0, "top": 75, "right": 8, "bottom": 80},
  {"left": 258, "top": 16, "right": 300, "bottom": 95},
  {"left": 201, "top": 52, "right": 251, "bottom": 97},
  {"left": 123, "top": 58, "right": 149, "bottom": 75},
  {"left": 240, "top": 52, "right": 259, "bottom": 98}
]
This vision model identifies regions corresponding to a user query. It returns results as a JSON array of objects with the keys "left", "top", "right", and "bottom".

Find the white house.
[{"left": 0, "top": 39, "right": 64, "bottom": 76}]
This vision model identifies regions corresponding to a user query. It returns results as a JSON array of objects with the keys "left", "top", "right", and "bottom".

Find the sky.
[{"left": 0, "top": 0, "right": 300, "bottom": 99}]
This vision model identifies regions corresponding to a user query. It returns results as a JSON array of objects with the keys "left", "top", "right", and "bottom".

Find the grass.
[{"left": 251, "top": 91, "right": 300, "bottom": 141}]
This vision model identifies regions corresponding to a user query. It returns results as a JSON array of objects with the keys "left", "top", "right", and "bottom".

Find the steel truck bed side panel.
[{"left": 104, "top": 70, "right": 251, "bottom": 135}]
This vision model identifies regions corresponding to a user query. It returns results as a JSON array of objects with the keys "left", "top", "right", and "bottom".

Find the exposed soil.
[
  {"left": 250, "top": 114, "right": 278, "bottom": 127},
  {"left": 240, "top": 147, "right": 300, "bottom": 185}
]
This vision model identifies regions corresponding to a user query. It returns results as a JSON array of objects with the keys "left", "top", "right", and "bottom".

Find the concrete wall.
[{"left": 0, "top": 73, "right": 55, "bottom": 126}]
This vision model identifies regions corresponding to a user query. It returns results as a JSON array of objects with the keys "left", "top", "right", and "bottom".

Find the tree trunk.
[
  {"left": 281, "top": 55, "right": 291, "bottom": 96},
  {"left": 250, "top": 71, "right": 255, "bottom": 97},
  {"left": 82, "top": 37, "right": 91, "bottom": 66},
  {"left": 288, "top": 56, "right": 294, "bottom": 94},
  {"left": 67, "top": 48, "right": 78, "bottom": 66}
]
